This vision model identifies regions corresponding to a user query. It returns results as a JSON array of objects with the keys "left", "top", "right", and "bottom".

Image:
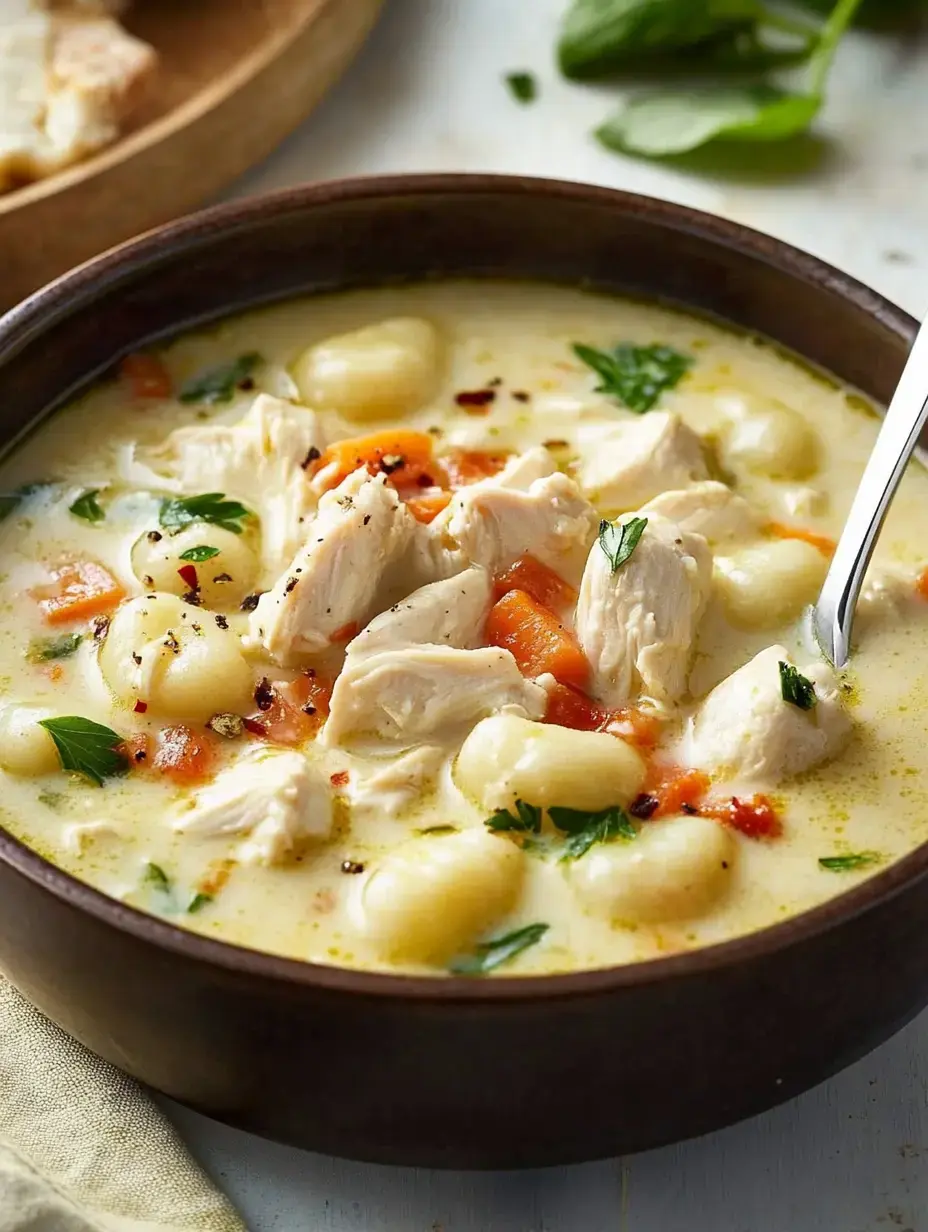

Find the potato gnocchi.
[{"left": 2, "top": 281, "right": 928, "bottom": 977}]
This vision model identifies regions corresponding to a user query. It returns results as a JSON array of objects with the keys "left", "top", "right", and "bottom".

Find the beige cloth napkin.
[{"left": 0, "top": 978, "right": 245, "bottom": 1232}]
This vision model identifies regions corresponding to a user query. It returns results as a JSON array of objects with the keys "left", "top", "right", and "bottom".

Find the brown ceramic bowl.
[{"left": 0, "top": 175, "right": 921, "bottom": 1169}]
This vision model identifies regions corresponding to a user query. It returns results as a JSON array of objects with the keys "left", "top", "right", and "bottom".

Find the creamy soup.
[{"left": 1, "top": 282, "right": 926, "bottom": 976}]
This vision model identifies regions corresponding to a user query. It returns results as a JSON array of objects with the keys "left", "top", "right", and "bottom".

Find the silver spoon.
[{"left": 813, "top": 316, "right": 928, "bottom": 668}]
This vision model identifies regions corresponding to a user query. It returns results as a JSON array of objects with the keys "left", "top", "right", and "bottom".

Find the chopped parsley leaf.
[
  {"left": 485, "top": 799, "right": 543, "bottom": 834},
  {"left": 450, "top": 922, "right": 549, "bottom": 975},
  {"left": 599, "top": 516, "right": 647, "bottom": 573},
  {"left": 549, "top": 804, "right": 637, "bottom": 861},
  {"left": 69, "top": 489, "right": 105, "bottom": 523},
  {"left": 38, "top": 716, "right": 127, "bottom": 786},
  {"left": 179, "top": 544, "right": 221, "bottom": 562},
  {"left": 818, "top": 852, "right": 882, "bottom": 872},
  {"left": 178, "top": 353, "right": 262, "bottom": 404},
  {"left": 572, "top": 342, "right": 691, "bottom": 413},
  {"left": 505, "top": 71, "right": 538, "bottom": 103},
  {"left": 27, "top": 632, "right": 82, "bottom": 663},
  {"left": 779, "top": 661, "right": 817, "bottom": 710},
  {"left": 160, "top": 493, "right": 252, "bottom": 535}
]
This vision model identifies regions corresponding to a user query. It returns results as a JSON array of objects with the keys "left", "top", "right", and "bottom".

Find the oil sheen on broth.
[{"left": 1, "top": 282, "right": 926, "bottom": 977}]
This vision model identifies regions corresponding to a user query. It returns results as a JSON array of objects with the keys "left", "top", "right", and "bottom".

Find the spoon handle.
[{"left": 813, "top": 317, "right": 928, "bottom": 669}]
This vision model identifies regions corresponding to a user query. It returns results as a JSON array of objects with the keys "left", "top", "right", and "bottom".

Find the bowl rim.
[{"left": 0, "top": 171, "right": 920, "bottom": 1003}]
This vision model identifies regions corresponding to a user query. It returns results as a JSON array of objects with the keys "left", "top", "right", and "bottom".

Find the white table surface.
[{"left": 163, "top": 2, "right": 928, "bottom": 1227}]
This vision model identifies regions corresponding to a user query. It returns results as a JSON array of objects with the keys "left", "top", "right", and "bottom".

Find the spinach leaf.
[
  {"left": 160, "top": 493, "right": 252, "bottom": 535},
  {"left": 178, "top": 544, "right": 220, "bottom": 562},
  {"left": 450, "top": 922, "right": 549, "bottom": 975},
  {"left": 573, "top": 342, "right": 691, "bottom": 411},
  {"left": 598, "top": 516, "right": 648, "bottom": 573},
  {"left": 27, "top": 632, "right": 82, "bottom": 663},
  {"left": 38, "top": 716, "right": 127, "bottom": 786},
  {"left": 549, "top": 804, "right": 637, "bottom": 861},
  {"left": 485, "top": 799, "right": 543, "bottom": 834},
  {"left": 178, "top": 353, "right": 262, "bottom": 405},
  {"left": 778, "top": 660, "right": 817, "bottom": 710},
  {"left": 505, "top": 71, "right": 538, "bottom": 102},
  {"left": 818, "top": 851, "right": 882, "bottom": 871},
  {"left": 69, "top": 489, "right": 105, "bottom": 523}
]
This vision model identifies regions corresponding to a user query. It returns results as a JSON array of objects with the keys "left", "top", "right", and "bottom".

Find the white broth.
[{"left": 1, "top": 281, "right": 927, "bottom": 976}]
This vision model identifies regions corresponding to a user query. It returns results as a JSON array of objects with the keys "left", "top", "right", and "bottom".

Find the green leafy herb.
[
  {"left": 779, "top": 660, "right": 817, "bottom": 710},
  {"left": 0, "top": 482, "right": 52, "bottom": 522},
  {"left": 573, "top": 342, "right": 691, "bottom": 411},
  {"left": 187, "top": 891, "right": 213, "bottom": 914},
  {"left": 505, "top": 71, "right": 538, "bottom": 102},
  {"left": 27, "top": 632, "right": 82, "bottom": 663},
  {"left": 38, "top": 716, "right": 127, "bottom": 786},
  {"left": 818, "top": 851, "right": 882, "bottom": 872},
  {"left": 68, "top": 489, "right": 105, "bottom": 523},
  {"left": 179, "top": 544, "right": 221, "bottom": 563},
  {"left": 485, "top": 799, "right": 543, "bottom": 834},
  {"left": 144, "top": 863, "right": 172, "bottom": 894},
  {"left": 549, "top": 804, "right": 637, "bottom": 861},
  {"left": 598, "top": 516, "right": 648, "bottom": 573},
  {"left": 450, "top": 922, "right": 549, "bottom": 975},
  {"left": 160, "top": 493, "right": 252, "bottom": 535},
  {"left": 178, "top": 353, "right": 262, "bottom": 405}
]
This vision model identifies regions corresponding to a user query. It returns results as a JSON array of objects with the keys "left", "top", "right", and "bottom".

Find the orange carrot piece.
[
  {"left": 331, "top": 621, "right": 361, "bottom": 644},
  {"left": 644, "top": 766, "right": 711, "bottom": 819},
  {"left": 543, "top": 681, "right": 607, "bottom": 731},
  {"left": 122, "top": 733, "right": 152, "bottom": 769},
  {"left": 248, "top": 673, "right": 333, "bottom": 747},
  {"left": 441, "top": 449, "right": 511, "bottom": 488},
  {"left": 766, "top": 521, "right": 836, "bottom": 556},
  {"left": 313, "top": 430, "right": 443, "bottom": 492},
  {"left": 33, "top": 560, "right": 125, "bottom": 626},
  {"left": 405, "top": 489, "right": 452, "bottom": 524},
  {"left": 603, "top": 707, "right": 663, "bottom": 751},
  {"left": 486, "top": 588, "right": 590, "bottom": 689},
  {"left": 701, "top": 794, "right": 782, "bottom": 840},
  {"left": 151, "top": 725, "right": 216, "bottom": 785},
  {"left": 494, "top": 554, "right": 576, "bottom": 609},
  {"left": 916, "top": 568, "right": 928, "bottom": 601},
  {"left": 196, "top": 858, "right": 236, "bottom": 897},
  {"left": 119, "top": 352, "right": 172, "bottom": 400}
]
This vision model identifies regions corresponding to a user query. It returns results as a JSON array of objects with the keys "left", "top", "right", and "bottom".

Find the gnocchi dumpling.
[
  {"left": 455, "top": 714, "right": 646, "bottom": 813},
  {"left": 571, "top": 815, "right": 737, "bottom": 923},
  {"left": 131, "top": 523, "right": 258, "bottom": 608},
  {"left": 354, "top": 828, "right": 524, "bottom": 964},
  {"left": 714, "top": 538, "right": 828, "bottom": 628},
  {"left": 292, "top": 317, "right": 443, "bottom": 421},
  {"left": 0, "top": 705, "right": 60, "bottom": 776},
  {"left": 719, "top": 403, "right": 820, "bottom": 480},
  {"left": 98, "top": 593, "right": 253, "bottom": 723}
]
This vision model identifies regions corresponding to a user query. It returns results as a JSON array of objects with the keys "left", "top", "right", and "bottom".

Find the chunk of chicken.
[
  {"left": 247, "top": 469, "right": 415, "bottom": 665},
  {"left": 577, "top": 412, "right": 709, "bottom": 515},
  {"left": 324, "top": 568, "right": 545, "bottom": 746},
  {"left": 174, "top": 749, "right": 333, "bottom": 867},
  {"left": 346, "top": 745, "right": 446, "bottom": 818},
  {"left": 576, "top": 513, "right": 712, "bottom": 708},
  {"left": 642, "top": 481, "right": 759, "bottom": 545},
  {"left": 684, "top": 645, "right": 851, "bottom": 784},
  {"left": 149, "top": 394, "right": 324, "bottom": 577},
  {"left": 426, "top": 448, "right": 597, "bottom": 582}
]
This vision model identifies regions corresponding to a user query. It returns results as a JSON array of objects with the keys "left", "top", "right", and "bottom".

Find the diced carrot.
[
  {"left": 544, "top": 681, "right": 607, "bottom": 731},
  {"left": 287, "top": 671, "right": 333, "bottom": 725},
  {"left": 312, "top": 430, "right": 445, "bottom": 493},
  {"left": 331, "top": 621, "right": 360, "bottom": 644},
  {"left": 405, "top": 489, "right": 452, "bottom": 524},
  {"left": 440, "top": 449, "right": 511, "bottom": 488},
  {"left": 642, "top": 766, "right": 711, "bottom": 819},
  {"left": 916, "top": 567, "right": 928, "bottom": 601},
  {"left": 603, "top": 707, "right": 663, "bottom": 751},
  {"left": 44, "top": 664, "right": 64, "bottom": 683},
  {"left": 247, "top": 673, "right": 333, "bottom": 746},
  {"left": 33, "top": 560, "right": 125, "bottom": 626},
  {"left": 152, "top": 725, "right": 216, "bottom": 785},
  {"left": 486, "top": 589, "right": 590, "bottom": 689},
  {"left": 494, "top": 554, "right": 576, "bottom": 609},
  {"left": 122, "top": 733, "right": 152, "bottom": 769},
  {"left": 702, "top": 794, "right": 782, "bottom": 840},
  {"left": 196, "top": 858, "right": 236, "bottom": 897},
  {"left": 119, "top": 352, "right": 172, "bottom": 400},
  {"left": 766, "top": 521, "right": 836, "bottom": 556}
]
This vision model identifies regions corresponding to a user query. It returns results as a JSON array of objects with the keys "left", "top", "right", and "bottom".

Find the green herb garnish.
[
  {"left": 179, "top": 544, "right": 221, "bottom": 562},
  {"left": 598, "top": 516, "right": 648, "bottom": 573},
  {"left": 485, "top": 799, "right": 543, "bottom": 834},
  {"left": 549, "top": 804, "right": 637, "bottom": 861},
  {"left": 779, "top": 661, "right": 817, "bottom": 711},
  {"left": 818, "top": 852, "right": 882, "bottom": 872},
  {"left": 68, "top": 489, "right": 105, "bottom": 523},
  {"left": 505, "top": 71, "right": 538, "bottom": 102},
  {"left": 450, "top": 922, "right": 549, "bottom": 975},
  {"left": 38, "top": 716, "right": 127, "bottom": 786},
  {"left": 187, "top": 891, "right": 213, "bottom": 914},
  {"left": 178, "top": 353, "right": 262, "bottom": 405},
  {"left": 573, "top": 342, "right": 691, "bottom": 412},
  {"left": 144, "top": 863, "right": 172, "bottom": 894},
  {"left": 27, "top": 632, "right": 82, "bottom": 663},
  {"left": 160, "top": 493, "right": 252, "bottom": 535}
]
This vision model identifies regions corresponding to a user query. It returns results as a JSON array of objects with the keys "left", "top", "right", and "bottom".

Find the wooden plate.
[{"left": 0, "top": 0, "right": 383, "bottom": 310}]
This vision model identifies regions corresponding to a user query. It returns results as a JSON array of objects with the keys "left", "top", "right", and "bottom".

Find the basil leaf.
[
  {"left": 485, "top": 799, "right": 543, "bottom": 834},
  {"left": 38, "top": 716, "right": 127, "bottom": 786},
  {"left": 160, "top": 493, "right": 252, "bottom": 535},
  {"left": 178, "top": 353, "right": 262, "bottom": 405},
  {"left": 27, "top": 632, "right": 82, "bottom": 663},
  {"left": 0, "top": 482, "right": 52, "bottom": 522},
  {"left": 818, "top": 852, "right": 882, "bottom": 871},
  {"left": 187, "top": 891, "right": 213, "bottom": 914},
  {"left": 69, "top": 488, "right": 105, "bottom": 523},
  {"left": 573, "top": 342, "right": 691, "bottom": 411},
  {"left": 599, "top": 516, "right": 648, "bottom": 573},
  {"left": 779, "top": 660, "right": 817, "bottom": 710},
  {"left": 179, "top": 544, "right": 220, "bottom": 562},
  {"left": 450, "top": 922, "right": 549, "bottom": 975},
  {"left": 549, "top": 804, "right": 637, "bottom": 861},
  {"left": 505, "top": 71, "right": 537, "bottom": 102}
]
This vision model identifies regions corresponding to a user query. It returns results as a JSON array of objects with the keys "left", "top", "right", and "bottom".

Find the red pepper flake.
[
  {"left": 242, "top": 717, "right": 268, "bottom": 736},
  {"left": 177, "top": 564, "right": 198, "bottom": 590},
  {"left": 454, "top": 389, "right": 496, "bottom": 413},
  {"left": 330, "top": 770, "right": 349, "bottom": 788},
  {"left": 134, "top": 699, "right": 148, "bottom": 714}
]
